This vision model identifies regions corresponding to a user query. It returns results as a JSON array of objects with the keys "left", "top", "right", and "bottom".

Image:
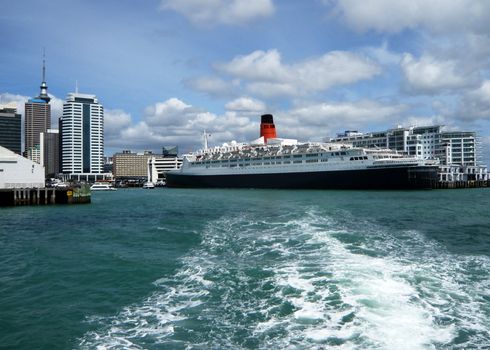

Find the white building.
[
  {"left": 60, "top": 92, "right": 105, "bottom": 181},
  {"left": 0, "top": 146, "right": 45, "bottom": 189},
  {"left": 148, "top": 156, "right": 183, "bottom": 182},
  {"left": 331, "top": 126, "right": 480, "bottom": 166}
]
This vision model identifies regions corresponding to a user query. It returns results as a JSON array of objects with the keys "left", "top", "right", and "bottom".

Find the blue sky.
[{"left": 2, "top": 0, "right": 490, "bottom": 163}]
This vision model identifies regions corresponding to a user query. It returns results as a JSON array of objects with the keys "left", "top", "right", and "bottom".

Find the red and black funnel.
[{"left": 260, "top": 114, "right": 277, "bottom": 143}]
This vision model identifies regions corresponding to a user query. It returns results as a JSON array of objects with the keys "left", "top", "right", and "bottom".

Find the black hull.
[{"left": 166, "top": 166, "right": 439, "bottom": 189}]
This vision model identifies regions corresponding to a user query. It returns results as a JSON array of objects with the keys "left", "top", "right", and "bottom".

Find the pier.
[
  {"left": 0, "top": 185, "right": 91, "bottom": 207},
  {"left": 433, "top": 180, "right": 489, "bottom": 189}
]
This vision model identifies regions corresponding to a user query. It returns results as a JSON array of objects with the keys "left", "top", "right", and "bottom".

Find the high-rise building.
[
  {"left": 60, "top": 92, "right": 104, "bottom": 178},
  {"left": 40, "top": 129, "right": 59, "bottom": 178},
  {"left": 0, "top": 103, "right": 21, "bottom": 154},
  {"left": 25, "top": 54, "right": 51, "bottom": 160}
]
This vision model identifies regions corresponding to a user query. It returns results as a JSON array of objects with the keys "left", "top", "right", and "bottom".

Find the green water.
[{"left": 1, "top": 188, "right": 489, "bottom": 349}]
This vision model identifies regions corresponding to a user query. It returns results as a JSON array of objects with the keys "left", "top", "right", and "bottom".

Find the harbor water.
[{"left": 1, "top": 188, "right": 489, "bottom": 349}]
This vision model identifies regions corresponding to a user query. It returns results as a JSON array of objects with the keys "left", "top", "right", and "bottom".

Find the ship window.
[
  {"left": 293, "top": 160, "right": 302, "bottom": 164},
  {"left": 264, "top": 162, "right": 270, "bottom": 165},
  {"left": 321, "top": 159, "right": 328, "bottom": 162},
  {"left": 306, "top": 153, "right": 318, "bottom": 157},
  {"left": 350, "top": 157, "right": 354, "bottom": 161},
  {"left": 283, "top": 161, "right": 291, "bottom": 164},
  {"left": 293, "top": 155, "right": 302, "bottom": 158},
  {"left": 306, "top": 159, "right": 318, "bottom": 163},
  {"left": 335, "top": 152, "right": 340, "bottom": 156},
  {"left": 340, "top": 152, "right": 346, "bottom": 155}
]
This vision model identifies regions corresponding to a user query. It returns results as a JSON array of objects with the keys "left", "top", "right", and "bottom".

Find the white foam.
[{"left": 80, "top": 208, "right": 489, "bottom": 349}]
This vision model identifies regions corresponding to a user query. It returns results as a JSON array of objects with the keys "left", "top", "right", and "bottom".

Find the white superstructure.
[{"left": 179, "top": 137, "right": 437, "bottom": 176}]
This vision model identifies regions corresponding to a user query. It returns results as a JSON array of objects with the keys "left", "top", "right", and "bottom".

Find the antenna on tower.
[{"left": 42, "top": 47, "right": 46, "bottom": 82}]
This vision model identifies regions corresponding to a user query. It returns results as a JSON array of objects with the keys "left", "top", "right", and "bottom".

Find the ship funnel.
[{"left": 260, "top": 114, "right": 277, "bottom": 143}]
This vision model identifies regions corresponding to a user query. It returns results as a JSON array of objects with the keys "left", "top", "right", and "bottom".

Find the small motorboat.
[{"left": 142, "top": 182, "right": 155, "bottom": 189}]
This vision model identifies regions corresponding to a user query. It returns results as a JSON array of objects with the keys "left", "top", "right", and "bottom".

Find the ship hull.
[{"left": 166, "top": 166, "right": 439, "bottom": 189}]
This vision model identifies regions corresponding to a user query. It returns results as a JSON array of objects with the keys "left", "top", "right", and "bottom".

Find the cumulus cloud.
[
  {"left": 215, "top": 49, "right": 380, "bottom": 98},
  {"left": 225, "top": 97, "right": 266, "bottom": 112},
  {"left": 104, "top": 109, "right": 132, "bottom": 137},
  {"left": 328, "top": 0, "right": 490, "bottom": 34},
  {"left": 106, "top": 97, "right": 267, "bottom": 153},
  {"left": 457, "top": 80, "right": 490, "bottom": 121},
  {"left": 160, "top": 0, "right": 275, "bottom": 26},
  {"left": 401, "top": 53, "right": 479, "bottom": 94}
]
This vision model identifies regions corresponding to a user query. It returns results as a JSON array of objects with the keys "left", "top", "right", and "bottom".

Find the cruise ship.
[{"left": 166, "top": 115, "right": 439, "bottom": 189}]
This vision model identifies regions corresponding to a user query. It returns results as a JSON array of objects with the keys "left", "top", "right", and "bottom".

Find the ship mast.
[{"left": 203, "top": 130, "right": 209, "bottom": 150}]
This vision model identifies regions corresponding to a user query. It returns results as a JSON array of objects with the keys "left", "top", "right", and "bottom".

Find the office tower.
[
  {"left": 25, "top": 54, "right": 51, "bottom": 160},
  {"left": 60, "top": 92, "right": 104, "bottom": 176},
  {"left": 40, "top": 129, "right": 59, "bottom": 178},
  {"left": 0, "top": 103, "right": 22, "bottom": 154}
]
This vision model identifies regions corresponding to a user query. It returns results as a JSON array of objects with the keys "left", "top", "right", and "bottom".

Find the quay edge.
[{"left": 0, "top": 185, "right": 91, "bottom": 207}]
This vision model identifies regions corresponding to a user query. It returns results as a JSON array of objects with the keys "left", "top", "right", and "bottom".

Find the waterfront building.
[
  {"left": 0, "top": 145, "right": 45, "bottom": 189},
  {"left": 436, "top": 131, "right": 478, "bottom": 166},
  {"left": 25, "top": 55, "right": 51, "bottom": 161},
  {"left": 330, "top": 125, "right": 479, "bottom": 166},
  {"left": 60, "top": 92, "right": 108, "bottom": 182},
  {"left": 148, "top": 154, "right": 183, "bottom": 182},
  {"left": 40, "top": 129, "right": 59, "bottom": 178},
  {"left": 113, "top": 150, "right": 153, "bottom": 179},
  {"left": 0, "top": 103, "right": 21, "bottom": 154}
]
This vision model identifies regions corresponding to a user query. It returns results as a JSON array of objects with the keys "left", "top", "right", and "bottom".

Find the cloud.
[
  {"left": 401, "top": 53, "right": 479, "bottom": 94},
  {"left": 216, "top": 49, "right": 380, "bottom": 97},
  {"left": 457, "top": 80, "right": 490, "bottom": 121},
  {"left": 225, "top": 97, "right": 266, "bottom": 112},
  {"left": 106, "top": 97, "right": 260, "bottom": 152},
  {"left": 105, "top": 109, "right": 132, "bottom": 137},
  {"left": 160, "top": 0, "right": 275, "bottom": 26},
  {"left": 286, "top": 100, "right": 406, "bottom": 128},
  {"left": 328, "top": 0, "right": 490, "bottom": 34},
  {"left": 183, "top": 76, "right": 237, "bottom": 97}
]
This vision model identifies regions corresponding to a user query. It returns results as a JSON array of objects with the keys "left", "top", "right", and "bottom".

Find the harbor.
[{"left": 2, "top": 187, "right": 489, "bottom": 349}]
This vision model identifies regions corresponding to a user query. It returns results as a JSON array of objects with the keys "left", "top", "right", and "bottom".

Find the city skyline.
[{"left": 1, "top": 1, "right": 490, "bottom": 164}]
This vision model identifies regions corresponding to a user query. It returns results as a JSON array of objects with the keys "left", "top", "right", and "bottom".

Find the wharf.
[
  {"left": 433, "top": 180, "right": 489, "bottom": 189},
  {"left": 0, "top": 185, "right": 91, "bottom": 207}
]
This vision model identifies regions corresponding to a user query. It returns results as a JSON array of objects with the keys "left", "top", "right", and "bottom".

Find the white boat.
[
  {"left": 142, "top": 182, "right": 155, "bottom": 189},
  {"left": 90, "top": 183, "right": 116, "bottom": 191}
]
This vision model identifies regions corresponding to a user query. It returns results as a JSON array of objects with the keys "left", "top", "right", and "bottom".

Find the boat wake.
[{"left": 79, "top": 207, "right": 489, "bottom": 349}]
